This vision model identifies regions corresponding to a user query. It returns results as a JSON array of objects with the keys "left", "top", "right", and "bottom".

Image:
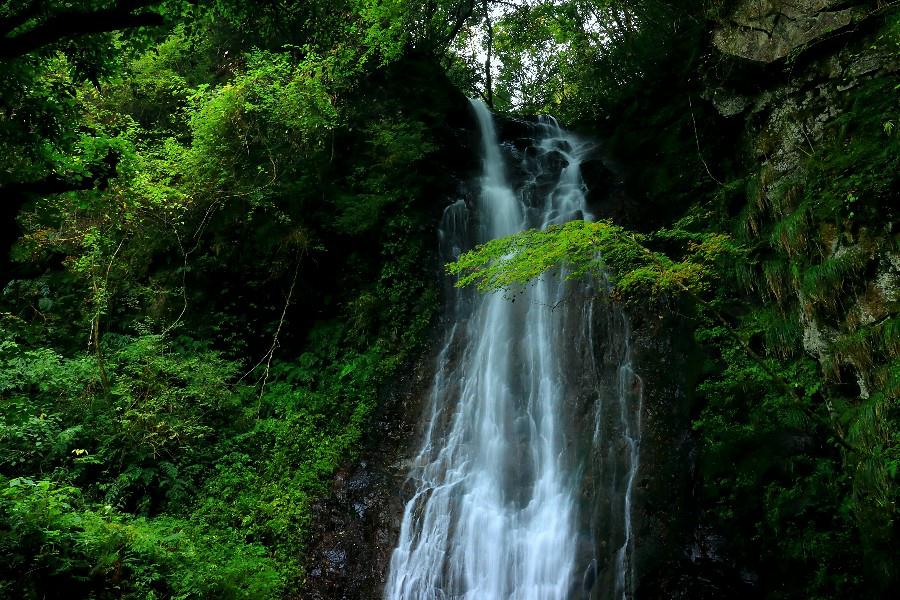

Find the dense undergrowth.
[{"left": 0, "top": 1, "right": 465, "bottom": 597}]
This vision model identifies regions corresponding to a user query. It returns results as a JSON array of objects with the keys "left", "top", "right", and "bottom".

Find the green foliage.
[
  {"left": 0, "top": 328, "right": 239, "bottom": 510},
  {"left": 1, "top": 1, "right": 455, "bottom": 595},
  {"left": 186, "top": 50, "right": 338, "bottom": 198},
  {"left": 0, "top": 476, "right": 281, "bottom": 599},
  {"left": 470, "top": 1, "right": 710, "bottom": 124},
  {"left": 693, "top": 315, "right": 874, "bottom": 599}
]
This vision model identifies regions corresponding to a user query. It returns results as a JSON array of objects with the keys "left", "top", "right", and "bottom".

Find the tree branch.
[
  {"left": 0, "top": 149, "right": 120, "bottom": 215},
  {"left": 0, "top": 1, "right": 163, "bottom": 59},
  {"left": 0, "top": 0, "right": 45, "bottom": 36},
  {"left": 0, "top": 150, "right": 120, "bottom": 198}
]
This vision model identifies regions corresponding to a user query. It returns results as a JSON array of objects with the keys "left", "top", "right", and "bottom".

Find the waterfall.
[{"left": 385, "top": 99, "right": 643, "bottom": 600}]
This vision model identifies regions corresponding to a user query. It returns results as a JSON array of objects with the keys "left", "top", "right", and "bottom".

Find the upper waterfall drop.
[{"left": 385, "top": 99, "right": 642, "bottom": 600}]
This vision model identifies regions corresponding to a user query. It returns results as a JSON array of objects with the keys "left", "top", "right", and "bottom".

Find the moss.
[
  {"left": 761, "top": 259, "right": 793, "bottom": 305},
  {"left": 770, "top": 203, "right": 814, "bottom": 258},
  {"left": 801, "top": 246, "right": 870, "bottom": 313},
  {"left": 749, "top": 306, "right": 803, "bottom": 358}
]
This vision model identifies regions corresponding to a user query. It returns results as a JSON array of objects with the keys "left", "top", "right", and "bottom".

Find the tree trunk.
[{"left": 482, "top": 0, "right": 494, "bottom": 109}]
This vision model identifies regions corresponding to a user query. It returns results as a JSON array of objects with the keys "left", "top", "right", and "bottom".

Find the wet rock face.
[
  {"left": 300, "top": 351, "right": 437, "bottom": 600},
  {"left": 579, "top": 156, "right": 643, "bottom": 229},
  {"left": 621, "top": 308, "right": 759, "bottom": 599},
  {"left": 494, "top": 113, "right": 637, "bottom": 229}
]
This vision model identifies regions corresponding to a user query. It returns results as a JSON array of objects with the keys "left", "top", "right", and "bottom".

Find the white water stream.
[{"left": 385, "top": 100, "right": 642, "bottom": 600}]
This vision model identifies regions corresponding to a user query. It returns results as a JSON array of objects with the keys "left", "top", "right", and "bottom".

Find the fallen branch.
[{"left": 688, "top": 95, "right": 723, "bottom": 186}]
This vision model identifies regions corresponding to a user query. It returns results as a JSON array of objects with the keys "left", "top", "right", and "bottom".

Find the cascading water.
[{"left": 385, "top": 99, "right": 643, "bottom": 600}]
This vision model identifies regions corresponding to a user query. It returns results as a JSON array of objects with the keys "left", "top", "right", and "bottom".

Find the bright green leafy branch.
[{"left": 447, "top": 219, "right": 743, "bottom": 305}]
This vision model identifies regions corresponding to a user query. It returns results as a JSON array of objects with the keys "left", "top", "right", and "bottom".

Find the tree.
[{"left": 0, "top": 1, "right": 169, "bottom": 260}]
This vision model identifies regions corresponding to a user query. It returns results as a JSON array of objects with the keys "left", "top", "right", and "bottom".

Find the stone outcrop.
[
  {"left": 712, "top": 0, "right": 865, "bottom": 62},
  {"left": 708, "top": 0, "right": 898, "bottom": 387},
  {"left": 706, "top": 22, "right": 898, "bottom": 176}
]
